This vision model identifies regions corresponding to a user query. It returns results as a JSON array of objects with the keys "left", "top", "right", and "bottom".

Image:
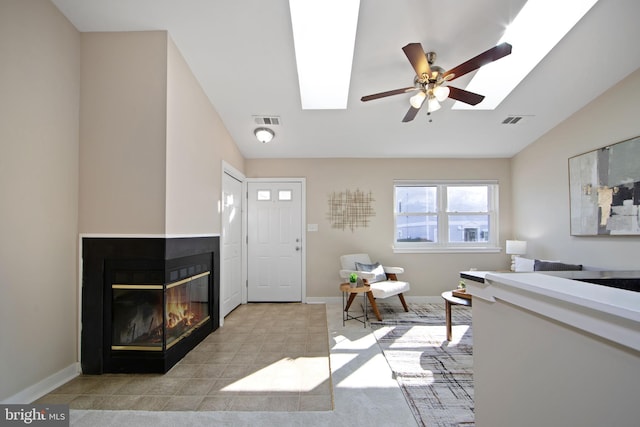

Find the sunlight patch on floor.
[
  {"left": 221, "top": 356, "right": 329, "bottom": 393},
  {"left": 335, "top": 353, "right": 398, "bottom": 389},
  {"left": 328, "top": 352, "right": 358, "bottom": 371},
  {"left": 450, "top": 325, "right": 470, "bottom": 345},
  {"left": 331, "top": 333, "right": 378, "bottom": 350}
]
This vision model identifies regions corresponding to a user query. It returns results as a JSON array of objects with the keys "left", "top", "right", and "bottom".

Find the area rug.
[
  {"left": 370, "top": 302, "right": 472, "bottom": 326},
  {"left": 371, "top": 303, "right": 474, "bottom": 427}
]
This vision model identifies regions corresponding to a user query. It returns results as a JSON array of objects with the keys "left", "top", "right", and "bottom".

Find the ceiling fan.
[{"left": 361, "top": 42, "right": 512, "bottom": 122}]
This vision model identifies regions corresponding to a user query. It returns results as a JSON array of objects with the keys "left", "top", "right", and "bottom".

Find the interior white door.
[
  {"left": 247, "top": 181, "right": 302, "bottom": 302},
  {"left": 221, "top": 172, "right": 243, "bottom": 317}
]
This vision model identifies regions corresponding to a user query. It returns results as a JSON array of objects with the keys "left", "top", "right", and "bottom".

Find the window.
[
  {"left": 394, "top": 180, "right": 499, "bottom": 253},
  {"left": 256, "top": 190, "right": 271, "bottom": 201},
  {"left": 278, "top": 190, "right": 292, "bottom": 201}
]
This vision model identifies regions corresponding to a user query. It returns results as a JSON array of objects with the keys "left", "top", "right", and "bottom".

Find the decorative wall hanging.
[
  {"left": 327, "top": 189, "right": 375, "bottom": 231},
  {"left": 569, "top": 135, "right": 640, "bottom": 235}
]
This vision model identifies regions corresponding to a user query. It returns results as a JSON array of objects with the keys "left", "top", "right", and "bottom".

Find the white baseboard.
[
  {"left": 306, "top": 296, "right": 341, "bottom": 304},
  {"left": 1, "top": 363, "right": 80, "bottom": 404}
]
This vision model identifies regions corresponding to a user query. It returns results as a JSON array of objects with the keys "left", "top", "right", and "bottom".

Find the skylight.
[
  {"left": 453, "top": 0, "right": 599, "bottom": 110},
  {"left": 289, "top": 0, "right": 360, "bottom": 109}
]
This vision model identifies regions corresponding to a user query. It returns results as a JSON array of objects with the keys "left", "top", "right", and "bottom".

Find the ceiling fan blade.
[
  {"left": 402, "top": 43, "right": 431, "bottom": 78},
  {"left": 361, "top": 86, "right": 417, "bottom": 102},
  {"left": 447, "top": 86, "right": 485, "bottom": 105},
  {"left": 402, "top": 106, "right": 421, "bottom": 122},
  {"left": 443, "top": 42, "right": 512, "bottom": 81}
]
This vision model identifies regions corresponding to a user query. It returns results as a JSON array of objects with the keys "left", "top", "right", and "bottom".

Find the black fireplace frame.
[{"left": 81, "top": 236, "right": 220, "bottom": 374}]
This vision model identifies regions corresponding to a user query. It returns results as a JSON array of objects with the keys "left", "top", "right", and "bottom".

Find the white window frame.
[{"left": 393, "top": 180, "right": 500, "bottom": 253}]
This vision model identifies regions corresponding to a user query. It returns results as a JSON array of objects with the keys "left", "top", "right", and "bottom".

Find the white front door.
[
  {"left": 247, "top": 181, "right": 303, "bottom": 302},
  {"left": 221, "top": 172, "right": 243, "bottom": 317}
]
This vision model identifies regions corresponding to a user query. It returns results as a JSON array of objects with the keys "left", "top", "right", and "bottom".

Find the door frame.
[
  {"left": 221, "top": 161, "right": 246, "bottom": 326},
  {"left": 245, "top": 177, "right": 307, "bottom": 303}
]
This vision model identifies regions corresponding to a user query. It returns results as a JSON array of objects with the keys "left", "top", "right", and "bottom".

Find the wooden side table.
[
  {"left": 340, "top": 283, "right": 371, "bottom": 327},
  {"left": 441, "top": 290, "right": 472, "bottom": 341}
]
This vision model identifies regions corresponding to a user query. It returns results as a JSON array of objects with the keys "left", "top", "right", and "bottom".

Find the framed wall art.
[{"left": 569, "top": 136, "right": 640, "bottom": 235}]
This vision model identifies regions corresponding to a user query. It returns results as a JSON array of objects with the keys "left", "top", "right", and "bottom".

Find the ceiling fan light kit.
[
  {"left": 409, "top": 91, "right": 426, "bottom": 109},
  {"left": 361, "top": 42, "right": 512, "bottom": 122},
  {"left": 254, "top": 127, "right": 275, "bottom": 143},
  {"left": 427, "top": 96, "right": 441, "bottom": 113},
  {"left": 433, "top": 86, "right": 450, "bottom": 102}
]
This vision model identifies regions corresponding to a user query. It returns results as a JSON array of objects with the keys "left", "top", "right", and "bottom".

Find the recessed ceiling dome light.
[{"left": 254, "top": 127, "right": 275, "bottom": 143}]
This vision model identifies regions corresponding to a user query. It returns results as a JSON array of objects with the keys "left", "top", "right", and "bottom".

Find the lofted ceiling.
[{"left": 51, "top": 0, "right": 640, "bottom": 159}]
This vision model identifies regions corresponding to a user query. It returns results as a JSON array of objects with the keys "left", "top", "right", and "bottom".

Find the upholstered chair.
[{"left": 339, "top": 253, "right": 410, "bottom": 321}]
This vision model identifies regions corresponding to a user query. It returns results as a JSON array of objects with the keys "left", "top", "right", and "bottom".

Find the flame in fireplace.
[
  {"left": 166, "top": 284, "right": 198, "bottom": 330},
  {"left": 166, "top": 301, "right": 195, "bottom": 328}
]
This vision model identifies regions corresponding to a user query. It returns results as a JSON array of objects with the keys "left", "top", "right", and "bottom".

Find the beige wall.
[
  {"left": 166, "top": 37, "right": 244, "bottom": 235},
  {"left": 0, "top": 0, "right": 80, "bottom": 400},
  {"left": 246, "top": 158, "right": 513, "bottom": 297},
  {"left": 80, "top": 32, "right": 244, "bottom": 236},
  {"left": 512, "top": 68, "right": 640, "bottom": 269},
  {"left": 79, "top": 31, "right": 168, "bottom": 234}
]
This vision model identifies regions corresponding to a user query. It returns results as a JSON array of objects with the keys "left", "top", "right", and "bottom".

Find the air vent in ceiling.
[
  {"left": 253, "top": 116, "right": 281, "bottom": 126},
  {"left": 502, "top": 116, "right": 523, "bottom": 124}
]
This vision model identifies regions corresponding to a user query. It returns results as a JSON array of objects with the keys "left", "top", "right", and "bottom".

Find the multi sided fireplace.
[
  {"left": 81, "top": 237, "right": 220, "bottom": 374},
  {"left": 111, "top": 268, "right": 210, "bottom": 351}
]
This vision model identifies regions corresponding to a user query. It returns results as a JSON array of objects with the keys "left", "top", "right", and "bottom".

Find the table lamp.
[{"left": 506, "top": 240, "right": 527, "bottom": 271}]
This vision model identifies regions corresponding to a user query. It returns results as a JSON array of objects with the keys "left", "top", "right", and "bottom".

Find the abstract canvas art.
[
  {"left": 327, "top": 189, "right": 375, "bottom": 231},
  {"left": 569, "top": 136, "right": 640, "bottom": 235}
]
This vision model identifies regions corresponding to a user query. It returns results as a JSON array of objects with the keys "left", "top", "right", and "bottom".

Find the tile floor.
[
  {"left": 46, "top": 301, "right": 418, "bottom": 427},
  {"left": 38, "top": 303, "right": 331, "bottom": 412}
]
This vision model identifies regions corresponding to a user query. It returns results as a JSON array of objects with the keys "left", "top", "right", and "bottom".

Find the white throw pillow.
[
  {"left": 514, "top": 257, "right": 535, "bottom": 272},
  {"left": 355, "top": 261, "right": 387, "bottom": 283}
]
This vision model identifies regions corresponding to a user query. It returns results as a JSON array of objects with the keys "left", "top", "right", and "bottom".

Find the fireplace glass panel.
[
  {"left": 111, "top": 271, "right": 210, "bottom": 351},
  {"left": 165, "top": 272, "right": 210, "bottom": 349},
  {"left": 112, "top": 287, "right": 163, "bottom": 350}
]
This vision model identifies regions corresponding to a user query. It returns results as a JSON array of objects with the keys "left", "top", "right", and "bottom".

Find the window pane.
[
  {"left": 447, "top": 186, "right": 488, "bottom": 212},
  {"left": 257, "top": 190, "right": 271, "bottom": 201},
  {"left": 396, "top": 215, "right": 438, "bottom": 242},
  {"left": 396, "top": 186, "right": 437, "bottom": 213},
  {"left": 448, "top": 215, "right": 490, "bottom": 242},
  {"left": 278, "top": 190, "right": 292, "bottom": 201}
]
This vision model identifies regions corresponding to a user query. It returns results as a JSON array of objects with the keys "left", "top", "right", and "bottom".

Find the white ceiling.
[{"left": 51, "top": 0, "right": 640, "bottom": 159}]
